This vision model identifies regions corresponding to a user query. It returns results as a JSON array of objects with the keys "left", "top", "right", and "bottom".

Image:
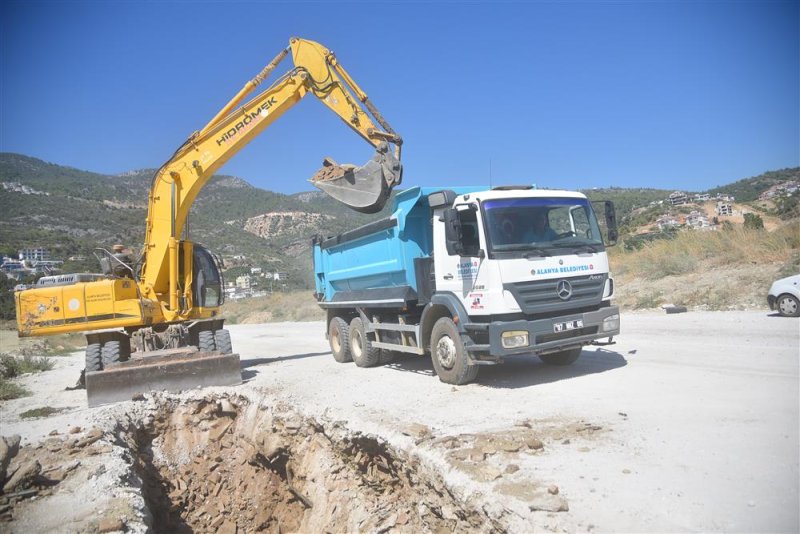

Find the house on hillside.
[
  {"left": 685, "top": 210, "right": 710, "bottom": 229},
  {"left": 716, "top": 201, "right": 733, "bottom": 216},
  {"left": 693, "top": 193, "right": 710, "bottom": 202},
  {"left": 19, "top": 247, "right": 50, "bottom": 262},
  {"left": 656, "top": 215, "right": 680, "bottom": 230},
  {"left": 669, "top": 191, "right": 689, "bottom": 206}
]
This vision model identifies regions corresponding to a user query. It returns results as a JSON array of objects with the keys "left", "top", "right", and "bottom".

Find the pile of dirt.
[{"left": 119, "top": 395, "right": 496, "bottom": 533}]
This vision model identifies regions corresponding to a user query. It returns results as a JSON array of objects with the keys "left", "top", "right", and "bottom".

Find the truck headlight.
[
  {"left": 501, "top": 330, "right": 529, "bottom": 349},
  {"left": 602, "top": 314, "right": 620, "bottom": 332}
]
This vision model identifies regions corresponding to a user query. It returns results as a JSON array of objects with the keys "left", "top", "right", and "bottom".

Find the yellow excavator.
[{"left": 14, "top": 37, "right": 402, "bottom": 406}]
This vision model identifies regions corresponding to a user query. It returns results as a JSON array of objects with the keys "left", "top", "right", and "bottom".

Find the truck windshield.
[{"left": 483, "top": 197, "right": 604, "bottom": 255}]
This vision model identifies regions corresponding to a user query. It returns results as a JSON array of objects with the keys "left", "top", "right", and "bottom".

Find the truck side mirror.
[
  {"left": 604, "top": 201, "right": 618, "bottom": 246},
  {"left": 443, "top": 208, "right": 464, "bottom": 256}
]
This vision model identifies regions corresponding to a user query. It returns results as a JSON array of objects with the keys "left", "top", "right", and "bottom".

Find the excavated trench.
[{"left": 121, "top": 395, "right": 491, "bottom": 533}]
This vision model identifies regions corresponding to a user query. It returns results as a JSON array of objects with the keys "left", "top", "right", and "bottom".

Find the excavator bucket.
[
  {"left": 311, "top": 143, "right": 402, "bottom": 214},
  {"left": 85, "top": 348, "right": 242, "bottom": 407}
]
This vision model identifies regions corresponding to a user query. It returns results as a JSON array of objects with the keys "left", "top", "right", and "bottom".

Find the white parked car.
[{"left": 768, "top": 274, "right": 800, "bottom": 317}]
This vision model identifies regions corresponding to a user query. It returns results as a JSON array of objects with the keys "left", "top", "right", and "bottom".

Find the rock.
[
  {"left": 561, "top": 439, "right": 571, "bottom": 445},
  {"left": 208, "top": 419, "right": 234, "bottom": 442},
  {"left": 48, "top": 430, "right": 59, "bottom": 436},
  {"left": 218, "top": 399, "right": 237, "bottom": 416},
  {"left": 479, "top": 466, "right": 503, "bottom": 481},
  {"left": 622, "top": 468, "right": 631, "bottom": 474},
  {"left": 98, "top": 517, "right": 126, "bottom": 533},
  {"left": 504, "top": 464, "right": 520, "bottom": 474},
  {"left": 3, "top": 460, "right": 41, "bottom": 493},
  {"left": 75, "top": 428, "right": 104, "bottom": 448},
  {"left": 526, "top": 438, "right": 544, "bottom": 450},
  {"left": 131, "top": 392, "right": 145, "bottom": 401},
  {"left": 396, "top": 510, "right": 410, "bottom": 525},
  {"left": 0, "top": 434, "right": 22, "bottom": 482},
  {"left": 529, "top": 493, "right": 569, "bottom": 512},
  {"left": 402, "top": 423, "right": 431, "bottom": 441},
  {"left": 548, "top": 485, "right": 559, "bottom": 495},
  {"left": 498, "top": 439, "right": 521, "bottom": 453},
  {"left": 69, "top": 426, "right": 82, "bottom": 434}
]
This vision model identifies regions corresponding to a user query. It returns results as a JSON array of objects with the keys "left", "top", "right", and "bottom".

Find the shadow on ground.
[
  {"left": 384, "top": 348, "right": 628, "bottom": 389},
  {"left": 240, "top": 351, "right": 330, "bottom": 381}
]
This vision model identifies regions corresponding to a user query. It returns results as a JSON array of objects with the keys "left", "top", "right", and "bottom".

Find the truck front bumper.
[{"left": 464, "top": 306, "right": 620, "bottom": 358}]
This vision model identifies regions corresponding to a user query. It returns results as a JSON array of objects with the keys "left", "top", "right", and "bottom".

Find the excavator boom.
[{"left": 15, "top": 37, "right": 403, "bottom": 406}]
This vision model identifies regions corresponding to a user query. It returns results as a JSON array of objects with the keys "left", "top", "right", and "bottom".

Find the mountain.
[
  {"left": 707, "top": 168, "right": 800, "bottom": 202},
  {"left": 1, "top": 153, "right": 797, "bottom": 288},
  {"left": 0, "top": 153, "right": 377, "bottom": 289}
]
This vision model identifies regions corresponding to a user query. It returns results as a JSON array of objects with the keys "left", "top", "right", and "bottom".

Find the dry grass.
[
  {"left": 222, "top": 291, "right": 324, "bottom": 324},
  {"left": 611, "top": 223, "right": 799, "bottom": 280},
  {"left": 610, "top": 222, "right": 800, "bottom": 310}
]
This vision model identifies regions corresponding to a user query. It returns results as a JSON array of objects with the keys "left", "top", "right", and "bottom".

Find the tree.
[
  {"left": 743, "top": 213, "right": 765, "bottom": 230},
  {"left": 0, "top": 272, "right": 17, "bottom": 320}
]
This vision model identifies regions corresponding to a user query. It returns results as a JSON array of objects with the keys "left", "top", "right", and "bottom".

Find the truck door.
[{"left": 434, "top": 204, "right": 484, "bottom": 297}]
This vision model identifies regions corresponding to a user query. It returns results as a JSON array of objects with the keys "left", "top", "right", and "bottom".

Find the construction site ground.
[{"left": 0, "top": 310, "right": 797, "bottom": 533}]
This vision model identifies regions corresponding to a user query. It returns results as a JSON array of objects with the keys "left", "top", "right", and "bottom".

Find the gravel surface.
[{"left": 1, "top": 310, "right": 797, "bottom": 532}]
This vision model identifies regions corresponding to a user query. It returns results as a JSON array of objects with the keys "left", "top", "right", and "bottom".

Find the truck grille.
[{"left": 504, "top": 274, "right": 607, "bottom": 315}]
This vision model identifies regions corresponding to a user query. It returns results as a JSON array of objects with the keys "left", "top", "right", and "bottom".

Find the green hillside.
[
  {"left": 2, "top": 153, "right": 797, "bottom": 293},
  {"left": 707, "top": 167, "right": 799, "bottom": 202}
]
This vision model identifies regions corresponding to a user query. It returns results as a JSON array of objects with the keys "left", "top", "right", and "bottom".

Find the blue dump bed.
[{"left": 313, "top": 186, "right": 480, "bottom": 306}]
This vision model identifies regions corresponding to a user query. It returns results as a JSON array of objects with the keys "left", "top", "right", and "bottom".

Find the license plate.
[{"left": 554, "top": 319, "right": 583, "bottom": 332}]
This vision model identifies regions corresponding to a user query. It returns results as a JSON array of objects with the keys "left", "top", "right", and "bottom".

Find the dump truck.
[
  {"left": 14, "top": 37, "right": 402, "bottom": 406},
  {"left": 313, "top": 186, "right": 620, "bottom": 384}
]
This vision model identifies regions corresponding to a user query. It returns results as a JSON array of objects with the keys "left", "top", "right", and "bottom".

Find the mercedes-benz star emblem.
[{"left": 556, "top": 280, "right": 572, "bottom": 300}]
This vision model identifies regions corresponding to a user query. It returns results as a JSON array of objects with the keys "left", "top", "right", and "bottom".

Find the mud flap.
[
  {"left": 85, "top": 348, "right": 241, "bottom": 407},
  {"left": 310, "top": 143, "right": 402, "bottom": 214}
]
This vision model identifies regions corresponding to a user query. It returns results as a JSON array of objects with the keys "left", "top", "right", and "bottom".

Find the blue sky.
[{"left": 1, "top": 1, "right": 797, "bottom": 193}]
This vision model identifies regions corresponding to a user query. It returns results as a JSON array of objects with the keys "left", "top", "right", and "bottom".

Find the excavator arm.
[{"left": 140, "top": 37, "right": 402, "bottom": 314}]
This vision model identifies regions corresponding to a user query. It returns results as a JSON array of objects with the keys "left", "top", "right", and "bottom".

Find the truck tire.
[
  {"left": 85, "top": 343, "right": 102, "bottom": 372},
  {"left": 214, "top": 329, "right": 233, "bottom": 354},
  {"left": 198, "top": 330, "right": 217, "bottom": 352},
  {"left": 349, "top": 317, "right": 380, "bottom": 368},
  {"left": 328, "top": 317, "right": 352, "bottom": 363},
  {"left": 430, "top": 317, "right": 478, "bottom": 385},
  {"left": 538, "top": 347, "right": 582, "bottom": 366},
  {"left": 101, "top": 339, "right": 130, "bottom": 367},
  {"left": 776, "top": 294, "right": 800, "bottom": 317},
  {"left": 379, "top": 349, "right": 397, "bottom": 365}
]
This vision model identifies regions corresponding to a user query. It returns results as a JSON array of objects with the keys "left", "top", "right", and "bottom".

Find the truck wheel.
[
  {"left": 430, "top": 317, "right": 478, "bottom": 385},
  {"left": 215, "top": 329, "right": 233, "bottom": 354},
  {"left": 101, "top": 339, "right": 130, "bottom": 367},
  {"left": 349, "top": 317, "right": 380, "bottom": 368},
  {"left": 777, "top": 294, "right": 800, "bottom": 317},
  {"left": 85, "top": 343, "right": 102, "bottom": 372},
  {"left": 538, "top": 347, "right": 582, "bottom": 366},
  {"left": 328, "top": 317, "right": 352, "bottom": 363},
  {"left": 198, "top": 330, "right": 217, "bottom": 352},
  {"left": 379, "top": 349, "right": 397, "bottom": 365}
]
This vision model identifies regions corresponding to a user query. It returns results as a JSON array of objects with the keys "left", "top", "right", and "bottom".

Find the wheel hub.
[
  {"left": 779, "top": 296, "right": 798, "bottom": 316},
  {"left": 436, "top": 336, "right": 457, "bottom": 370}
]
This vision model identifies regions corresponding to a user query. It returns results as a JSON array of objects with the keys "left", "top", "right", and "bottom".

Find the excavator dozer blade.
[
  {"left": 310, "top": 144, "right": 402, "bottom": 214},
  {"left": 85, "top": 347, "right": 241, "bottom": 407}
]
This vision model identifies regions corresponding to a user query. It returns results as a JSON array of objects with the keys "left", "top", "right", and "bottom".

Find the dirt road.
[{"left": 1, "top": 310, "right": 798, "bottom": 532}]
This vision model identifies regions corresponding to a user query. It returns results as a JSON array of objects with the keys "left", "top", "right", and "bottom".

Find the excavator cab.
[{"left": 190, "top": 244, "right": 224, "bottom": 309}]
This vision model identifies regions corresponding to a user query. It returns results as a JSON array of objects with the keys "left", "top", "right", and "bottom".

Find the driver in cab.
[{"left": 524, "top": 210, "right": 557, "bottom": 243}]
